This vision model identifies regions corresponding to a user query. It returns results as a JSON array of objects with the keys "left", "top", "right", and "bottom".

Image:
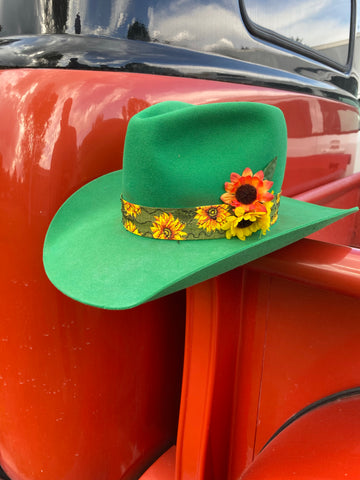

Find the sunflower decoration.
[
  {"left": 221, "top": 168, "right": 274, "bottom": 212},
  {"left": 151, "top": 212, "right": 187, "bottom": 240},
  {"left": 124, "top": 220, "right": 142, "bottom": 237},
  {"left": 122, "top": 199, "right": 141, "bottom": 218},
  {"left": 221, "top": 202, "right": 273, "bottom": 240},
  {"left": 195, "top": 204, "right": 230, "bottom": 232},
  {"left": 271, "top": 192, "right": 281, "bottom": 225},
  {"left": 220, "top": 167, "right": 275, "bottom": 240}
]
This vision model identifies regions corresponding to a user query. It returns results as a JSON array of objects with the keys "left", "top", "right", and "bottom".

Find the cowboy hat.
[{"left": 43, "top": 101, "right": 357, "bottom": 309}]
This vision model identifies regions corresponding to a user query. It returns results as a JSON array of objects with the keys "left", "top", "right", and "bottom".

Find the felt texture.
[
  {"left": 43, "top": 101, "right": 358, "bottom": 310},
  {"left": 121, "top": 101, "right": 287, "bottom": 207},
  {"left": 43, "top": 170, "right": 357, "bottom": 310}
]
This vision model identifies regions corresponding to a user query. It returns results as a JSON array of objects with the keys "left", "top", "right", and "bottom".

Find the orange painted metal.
[
  {"left": 294, "top": 172, "right": 360, "bottom": 247},
  {"left": 172, "top": 269, "right": 273, "bottom": 479},
  {"left": 240, "top": 394, "right": 360, "bottom": 479},
  {"left": 175, "top": 283, "right": 219, "bottom": 480},
  {"left": 1, "top": 67, "right": 360, "bottom": 479},
  {"left": 246, "top": 244, "right": 360, "bottom": 459},
  {"left": 0, "top": 290, "right": 185, "bottom": 480},
  {"left": 143, "top": 239, "right": 360, "bottom": 479},
  {"left": 139, "top": 447, "right": 176, "bottom": 480},
  {"left": 249, "top": 239, "right": 360, "bottom": 298},
  {"left": 227, "top": 241, "right": 360, "bottom": 478}
]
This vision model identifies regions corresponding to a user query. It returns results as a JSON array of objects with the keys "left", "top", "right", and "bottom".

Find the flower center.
[
  {"left": 235, "top": 184, "right": 257, "bottom": 204},
  {"left": 163, "top": 227, "right": 173, "bottom": 238},
  {"left": 207, "top": 207, "right": 218, "bottom": 220},
  {"left": 237, "top": 219, "right": 253, "bottom": 229}
]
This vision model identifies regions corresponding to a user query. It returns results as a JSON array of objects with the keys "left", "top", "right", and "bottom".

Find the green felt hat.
[{"left": 43, "top": 101, "right": 357, "bottom": 309}]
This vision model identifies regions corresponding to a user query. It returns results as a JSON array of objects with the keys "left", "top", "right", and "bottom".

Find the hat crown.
[{"left": 121, "top": 101, "right": 287, "bottom": 208}]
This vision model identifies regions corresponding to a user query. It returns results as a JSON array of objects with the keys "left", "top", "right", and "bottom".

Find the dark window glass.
[
  {"left": 0, "top": 0, "right": 241, "bottom": 45},
  {"left": 0, "top": 0, "right": 248, "bottom": 58},
  {"left": 242, "top": 0, "right": 352, "bottom": 66}
]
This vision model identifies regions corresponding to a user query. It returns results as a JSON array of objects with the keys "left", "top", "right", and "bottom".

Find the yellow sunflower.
[
  {"left": 122, "top": 199, "right": 141, "bottom": 218},
  {"left": 124, "top": 220, "right": 141, "bottom": 236},
  {"left": 222, "top": 202, "right": 273, "bottom": 240},
  {"left": 151, "top": 212, "right": 187, "bottom": 240},
  {"left": 195, "top": 204, "right": 230, "bottom": 232}
]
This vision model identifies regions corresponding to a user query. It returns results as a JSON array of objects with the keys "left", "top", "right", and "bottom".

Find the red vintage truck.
[{"left": 0, "top": 1, "right": 360, "bottom": 479}]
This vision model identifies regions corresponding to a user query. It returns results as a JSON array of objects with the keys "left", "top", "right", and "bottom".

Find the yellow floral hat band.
[
  {"left": 121, "top": 166, "right": 281, "bottom": 241},
  {"left": 121, "top": 193, "right": 280, "bottom": 241}
]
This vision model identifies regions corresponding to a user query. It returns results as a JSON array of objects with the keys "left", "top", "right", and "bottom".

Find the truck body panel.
[{"left": 1, "top": 1, "right": 360, "bottom": 479}]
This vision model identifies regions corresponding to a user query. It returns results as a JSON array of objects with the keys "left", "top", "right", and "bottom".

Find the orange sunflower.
[
  {"left": 151, "top": 212, "right": 187, "bottom": 240},
  {"left": 124, "top": 220, "right": 141, "bottom": 236},
  {"left": 122, "top": 199, "right": 141, "bottom": 218},
  {"left": 222, "top": 201, "right": 273, "bottom": 240},
  {"left": 195, "top": 204, "right": 230, "bottom": 232},
  {"left": 221, "top": 168, "right": 274, "bottom": 212}
]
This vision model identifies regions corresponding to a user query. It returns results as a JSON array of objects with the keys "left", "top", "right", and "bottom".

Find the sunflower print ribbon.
[{"left": 121, "top": 194, "right": 280, "bottom": 241}]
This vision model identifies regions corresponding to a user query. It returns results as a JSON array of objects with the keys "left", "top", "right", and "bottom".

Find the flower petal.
[
  {"left": 242, "top": 167, "right": 253, "bottom": 177},
  {"left": 220, "top": 192, "right": 234, "bottom": 204},
  {"left": 254, "top": 170, "right": 264, "bottom": 181},
  {"left": 230, "top": 172, "right": 241, "bottom": 183},
  {"left": 262, "top": 179, "right": 274, "bottom": 191},
  {"left": 262, "top": 191, "right": 275, "bottom": 202}
]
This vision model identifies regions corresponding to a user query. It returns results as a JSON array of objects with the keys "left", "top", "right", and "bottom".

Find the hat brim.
[{"left": 43, "top": 170, "right": 357, "bottom": 310}]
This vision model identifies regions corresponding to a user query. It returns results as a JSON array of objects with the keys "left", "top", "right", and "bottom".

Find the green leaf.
[{"left": 263, "top": 156, "right": 277, "bottom": 181}]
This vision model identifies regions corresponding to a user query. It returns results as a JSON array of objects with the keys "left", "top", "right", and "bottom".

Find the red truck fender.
[{"left": 240, "top": 392, "right": 360, "bottom": 479}]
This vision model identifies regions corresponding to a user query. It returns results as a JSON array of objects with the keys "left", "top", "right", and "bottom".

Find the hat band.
[{"left": 121, "top": 193, "right": 280, "bottom": 241}]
